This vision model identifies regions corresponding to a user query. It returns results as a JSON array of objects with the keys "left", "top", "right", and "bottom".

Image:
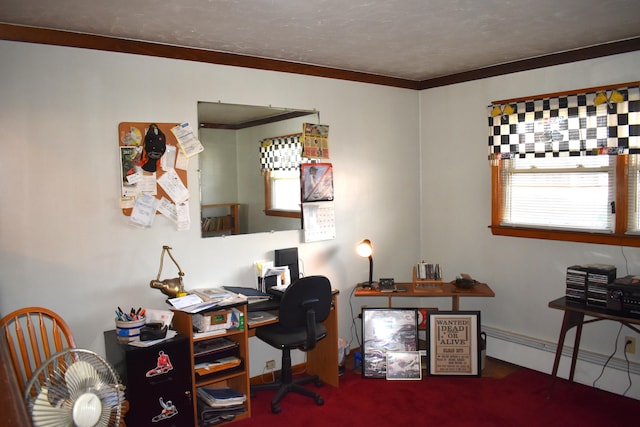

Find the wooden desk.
[
  {"left": 248, "top": 292, "right": 340, "bottom": 388},
  {"left": 354, "top": 282, "right": 495, "bottom": 310},
  {"left": 548, "top": 297, "right": 640, "bottom": 395}
]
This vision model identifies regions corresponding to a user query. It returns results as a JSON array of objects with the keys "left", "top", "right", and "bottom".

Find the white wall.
[
  {"left": 419, "top": 51, "right": 640, "bottom": 398},
  {"left": 0, "top": 40, "right": 420, "bottom": 377}
]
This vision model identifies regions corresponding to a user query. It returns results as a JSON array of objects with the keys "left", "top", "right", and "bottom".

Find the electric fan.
[{"left": 24, "top": 348, "right": 125, "bottom": 427}]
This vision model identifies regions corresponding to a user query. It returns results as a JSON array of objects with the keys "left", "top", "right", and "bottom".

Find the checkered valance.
[
  {"left": 260, "top": 135, "right": 308, "bottom": 172},
  {"left": 488, "top": 85, "right": 640, "bottom": 161}
]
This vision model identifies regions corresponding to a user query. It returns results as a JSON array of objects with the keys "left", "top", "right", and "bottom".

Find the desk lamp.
[
  {"left": 149, "top": 245, "right": 187, "bottom": 298},
  {"left": 356, "top": 239, "right": 375, "bottom": 288}
]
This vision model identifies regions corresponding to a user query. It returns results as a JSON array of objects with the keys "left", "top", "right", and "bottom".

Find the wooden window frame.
[
  {"left": 490, "top": 155, "right": 640, "bottom": 247},
  {"left": 263, "top": 170, "right": 302, "bottom": 219}
]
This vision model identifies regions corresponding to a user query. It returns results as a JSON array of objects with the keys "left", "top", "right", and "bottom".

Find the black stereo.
[{"left": 606, "top": 277, "right": 640, "bottom": 315}]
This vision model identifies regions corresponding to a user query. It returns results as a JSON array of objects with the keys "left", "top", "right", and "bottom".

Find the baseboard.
[
  {"left": 483, "top": 325, "right": 640, "bottom": 375},
  {"left": 483, "top": 325, "right": 640, "bottom": 399},
  {"left": 249, "top": 362, "right": 306, "bottom": 385}
]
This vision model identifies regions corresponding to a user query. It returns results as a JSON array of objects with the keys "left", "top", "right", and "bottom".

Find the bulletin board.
[{"left": 118, "top": 122, "right": 188, "bottom": 216}]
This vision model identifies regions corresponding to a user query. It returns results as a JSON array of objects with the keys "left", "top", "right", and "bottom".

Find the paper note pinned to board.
[
  {"left": 130, "top": 193, "right": 159, "bottom": 228},
  {"left": 171, "top": 122, "right": 204, "bottom": 158},
  {"left": 157, "top": 168, "right": 189, "bottom": 204}
]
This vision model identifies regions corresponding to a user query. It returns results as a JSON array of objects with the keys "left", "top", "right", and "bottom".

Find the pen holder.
[{"left": 115, "top": 317, "right": 145, "bottom": 343}]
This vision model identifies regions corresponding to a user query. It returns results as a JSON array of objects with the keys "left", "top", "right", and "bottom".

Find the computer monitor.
[{"left": 274, "top": 247, "right": 300, "bottom": 283}]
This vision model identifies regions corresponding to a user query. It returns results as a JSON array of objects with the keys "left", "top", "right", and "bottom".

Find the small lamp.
[{"left": 356, "top": 239, "right": 375, "bottom": 288}]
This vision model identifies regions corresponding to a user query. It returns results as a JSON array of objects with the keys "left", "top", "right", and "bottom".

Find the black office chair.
[{"left": 251, "top": 275, "right": 332, "bottom": 414}]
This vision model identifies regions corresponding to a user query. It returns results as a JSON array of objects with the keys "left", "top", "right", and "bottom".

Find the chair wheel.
[
  {"left": 315, "top": 396, "right": 324, "bottom": 406},
  {"left": 271, "top": 404, "right": 281, "bottom": 414}
]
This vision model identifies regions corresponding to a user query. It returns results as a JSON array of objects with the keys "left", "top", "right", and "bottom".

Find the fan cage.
[{"left": 24, "top": 348, "right": 124, "bottom": 427}]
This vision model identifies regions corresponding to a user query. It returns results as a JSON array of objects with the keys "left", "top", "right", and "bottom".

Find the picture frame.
[
  {"left": 301, "top": 162, "right": 334, "bottom": 202},
  {"left": 427, "top": 311, "right": 481, "bottom": 376},
  {"left": 386, "top": 351, "right": 422, "bottom": 380},
  {"left": 361, "top": 308, "right": 418, "bottom": 379}
]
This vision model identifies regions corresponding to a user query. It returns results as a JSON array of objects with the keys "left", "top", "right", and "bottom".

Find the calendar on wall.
[{"left": 302, "top": 201, "right": 336, "bottom": 242}]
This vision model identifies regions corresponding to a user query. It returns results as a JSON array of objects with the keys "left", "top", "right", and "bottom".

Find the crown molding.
[{"left": 1, "top": 23, "right": 638, "bottom": 91}]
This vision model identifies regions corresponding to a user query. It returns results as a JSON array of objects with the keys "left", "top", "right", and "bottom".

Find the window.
[
  {"left": 259, "top": 134, "right": 305, "bottom": 218},
  {"left": 263, "top": 169, "right": 301, "bottom": 218},
  {"left": 489, "top": 82, "right": 640, "bottom": 247},
  {"left": 501, "top": 155, "right": 615, "bottom": 232}
]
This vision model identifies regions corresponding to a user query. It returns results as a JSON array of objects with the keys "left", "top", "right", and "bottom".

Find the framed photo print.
[
  {"left": 386, "top": 351, "right": 422, "bottom": 380},
  {"left": 427, "top": 311, "right": 481, "bottom": 376},
  {"left": 301, "top": 162, "right": 334, "bottom": 202},
  {"left": 361, "top": 308, "right": 418, "bottom": 379}
]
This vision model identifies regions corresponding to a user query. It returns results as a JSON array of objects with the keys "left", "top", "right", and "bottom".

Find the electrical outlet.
[
  {"left": 266, "top": 359, "right": 276, "bottom": 370},
  {"left": 625, "top": 336, "right": 636, "bottom": 354}
]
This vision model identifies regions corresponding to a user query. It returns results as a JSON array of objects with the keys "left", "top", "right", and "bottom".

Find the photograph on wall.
[
  {"left": 427, "top": 311, "right": 481, "bottom": 376},
  {"left": 362, "top": 308, "right": 418, "bottom": 379},
  {"left": 301, "top": 162, "right": 334, "bottom": 202},
  {"left": 386, "top": 351, "right": 422, "bottom": 380}
]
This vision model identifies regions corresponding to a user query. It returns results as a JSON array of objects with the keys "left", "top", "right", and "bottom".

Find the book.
[
  {"left": 197, "top": 386, "right": 246, "bottom": 405},
  {"left": 247, "top": 311, "right": 278, "bottom": 326},
  {"left": 194, "top": 356, "right": 241, "bottom": 376},
  {"left": 193, "top": 338, "right": 238, "bottom": 358},
  {"left": 223, "top": 286, "right": 272, "bottom": 304},
  {"left": 193, "top": 287, "right": 235, "bottom": 302}
]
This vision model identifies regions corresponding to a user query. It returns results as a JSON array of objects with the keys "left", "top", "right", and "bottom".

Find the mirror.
[{"left": 198, "top": 101, "right": 318, "bottom": 237}]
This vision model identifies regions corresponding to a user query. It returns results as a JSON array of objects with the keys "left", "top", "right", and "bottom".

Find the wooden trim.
[
  {"left": 492, "top": 80, "right": 640, "bottom": 105},
  {"left": 491, "top": 163, "right": 502, "bottom": 226},
  {"left": 489, "top": 225, "right": 640, "bottom": 248},
  {"left": 262, "top": 171, "right": 302, "bottom": 219},
  {"left": 1, "top": 23, "right": 638, "bottom": 90},
  {"left": 0, "top": 23, "right": 419, "bottom": 90},
  {"left": 615, "top": 155, "right": 629, "bottom": 235},
  {"left": 419, "top": 38, "right": 640, "bottom": 90},
  {"left": 200, "top": 113, "right": 314, "bottom": 130}
]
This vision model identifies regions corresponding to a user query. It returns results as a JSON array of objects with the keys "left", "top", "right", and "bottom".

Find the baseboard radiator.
[{"left": 483, "top": 325, "right": 640, "bottom": 376}]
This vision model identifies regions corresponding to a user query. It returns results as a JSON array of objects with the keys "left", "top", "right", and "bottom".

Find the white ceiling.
[{"left": 1, "top": 0, "right": 639, "bottom": 81}]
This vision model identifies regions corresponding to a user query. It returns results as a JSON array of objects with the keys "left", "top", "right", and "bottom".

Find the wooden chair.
[
  {"left": 1, "top": 307, "right": 128, "bottom": 427},
  {"left": 0, "top": 307, "right": 76, "bottom": 394}
]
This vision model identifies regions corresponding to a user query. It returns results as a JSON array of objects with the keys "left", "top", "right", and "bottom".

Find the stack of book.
[
  {"left": 197, "top": 386, "right": 246, "bottom": 425},
  {"left": 416, "top": 262, "right": 442, "bottom": 280},
  {"left": 193, "top": 337, "right": 242, "bottom": 377}
]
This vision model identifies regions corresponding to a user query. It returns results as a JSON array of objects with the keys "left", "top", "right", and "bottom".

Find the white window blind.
[{"left": 501, "top": 156, "right": 615, "bottom": 232}]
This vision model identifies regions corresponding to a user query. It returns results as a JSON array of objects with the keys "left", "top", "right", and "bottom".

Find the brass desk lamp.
[{"left": 150, "top": 245, "right": 186, "bottom": 298}]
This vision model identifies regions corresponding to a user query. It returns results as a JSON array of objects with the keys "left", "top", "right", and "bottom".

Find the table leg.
[
  {"left": 452, "top": 296, "right": 460, "bottom": 311},
  {"left": 549, "top": 310, "right": 584, "bottom": 397},
  {"left": 568, "top": 319, "right": 584, "bottom": 383}
]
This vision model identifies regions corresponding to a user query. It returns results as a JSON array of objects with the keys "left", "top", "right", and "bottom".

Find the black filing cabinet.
[{"left": 104, "top": 330, "right": 194, "bottom": 427}]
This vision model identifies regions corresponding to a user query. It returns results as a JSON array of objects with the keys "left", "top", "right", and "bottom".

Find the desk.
[
  {"left": 548, "top": 297, "right": 640, "bottom": 395},
  {"left": 247, "top": 291, "right": 340, "bottom": 388},
  {"left": 354, "top": 282, "right": 495, "bottom": 310}
]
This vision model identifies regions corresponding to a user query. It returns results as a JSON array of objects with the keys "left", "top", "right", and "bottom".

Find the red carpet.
[{"left": 235, "top": 368, "right": 638, "bottom": 427}]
